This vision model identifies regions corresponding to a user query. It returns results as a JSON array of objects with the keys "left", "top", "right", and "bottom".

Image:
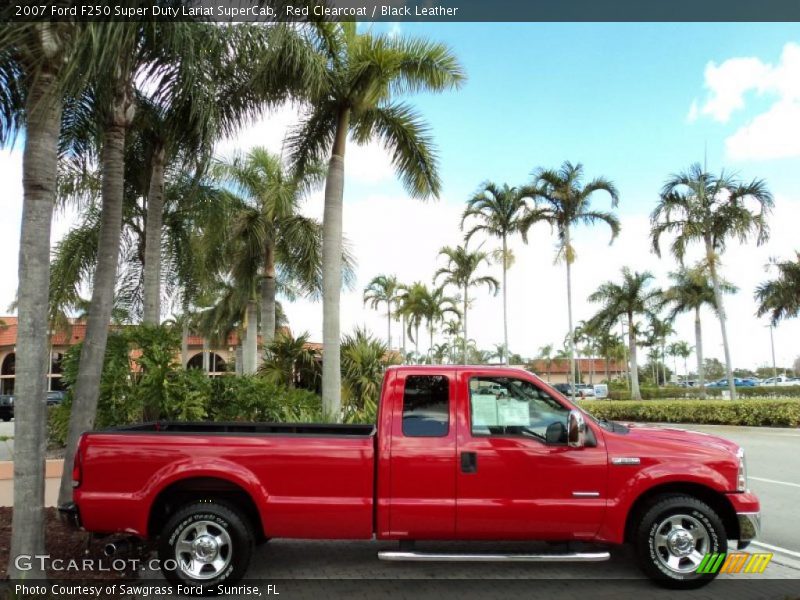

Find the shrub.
[
  {"left": 208, "top": 376, "right": 324, "bottom": 422},
  {"left": 579, "top": 398, "right": 800, "bottom": 427},
  {"left": 607, "top": 385, "right": 800, "bottom": 400}
]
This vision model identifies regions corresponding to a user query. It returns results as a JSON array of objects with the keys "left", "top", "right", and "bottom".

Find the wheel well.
[
  {"left": 623, "top": 482, "right": 739, "bottom": 543},
  {"left": 148, "top": 477, "right": 265, "bottom": 542}
]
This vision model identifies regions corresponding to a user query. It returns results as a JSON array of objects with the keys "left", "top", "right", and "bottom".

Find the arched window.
[
  {"left": 186, "top": 352, "right": 228, "bottom": 374},
  {"left": 1, "top": 353, "right": 15, "bottom": 375}
]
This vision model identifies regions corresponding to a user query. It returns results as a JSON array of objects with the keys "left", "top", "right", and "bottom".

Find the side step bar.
[{"left": 378, "top": 551, "right": 610, "bottom": 562}]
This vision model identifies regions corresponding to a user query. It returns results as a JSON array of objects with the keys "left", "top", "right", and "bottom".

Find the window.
[
  {"left": 402, "top": 375, "right": 450, "bottom": 437},
  {"left": 469, "top": 377, "right": 569, "bottom": 443}
]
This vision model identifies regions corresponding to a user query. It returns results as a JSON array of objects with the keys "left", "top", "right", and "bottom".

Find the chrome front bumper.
[{"left": 738, "top": 512, "right": 761, "bottom": 542}]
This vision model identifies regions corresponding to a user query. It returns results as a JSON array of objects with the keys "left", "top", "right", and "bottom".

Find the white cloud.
[
  {"left": 690, "top": 42, "right": 800, "bottom": 161},
  {"left": 725, "top": 99, "right": 800, "bottom": 160}
]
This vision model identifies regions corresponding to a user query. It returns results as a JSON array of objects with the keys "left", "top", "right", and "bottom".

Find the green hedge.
[
  {"left": 579, "top": 399, "right": 800, "bottom": 427},
  {"left": 608, "top": 385, "right": 800, "bottom": 400}
]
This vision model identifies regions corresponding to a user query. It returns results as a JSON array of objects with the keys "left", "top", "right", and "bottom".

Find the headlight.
[{"left": 737, "top": 447, "right": 747, "bottom": 492}]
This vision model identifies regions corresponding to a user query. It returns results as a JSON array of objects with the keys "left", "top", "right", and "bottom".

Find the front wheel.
[
  {"left": 634, "top": 495, "right": 727, "bottom": 589},
  {"left": 158, "top": 501, "right": 254, "bottom": 593}
]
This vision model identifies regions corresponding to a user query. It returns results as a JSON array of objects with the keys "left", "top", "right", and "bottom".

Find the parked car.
[
  {"left": 761, "top": 375, "right": 796, "bottom": 386},
  {"left": 575, "top": 383, "right": 596, "bottom": 398},
  {"left": 706, "top": 378, "right": 755, "bottom": 388},
  {"left": 62, "top": 366, "right": 759, "bottom": 592},
  {"left": 47, "top": 390, "right": 66, "bottom": 405},
  {"left": 0, "top": 395, "right": 13, "bottom": 421}
]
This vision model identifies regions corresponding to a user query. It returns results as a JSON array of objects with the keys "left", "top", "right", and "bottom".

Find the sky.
[{"left": 2, "top": 22, "right": 800, "bottom": 371}]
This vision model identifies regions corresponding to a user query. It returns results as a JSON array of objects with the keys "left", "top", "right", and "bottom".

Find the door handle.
[{"left": 461, "top": 451, "right": 477, "bottom": 474}]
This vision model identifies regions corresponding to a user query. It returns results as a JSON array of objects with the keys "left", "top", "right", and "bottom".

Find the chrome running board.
[{"left": 377, "top": 550, "right": 610, "bottom": 562}]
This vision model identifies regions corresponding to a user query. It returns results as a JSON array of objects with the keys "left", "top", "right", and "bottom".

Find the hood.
[{"left": 620, "top": 422, "right": 741, "bottom": 455}]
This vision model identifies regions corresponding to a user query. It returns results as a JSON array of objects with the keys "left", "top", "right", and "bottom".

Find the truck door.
[
  {"left": 386, "top": 371, "right": 458, "bottom": 538},
  {"left": 455, "top": 371, "right": 607, "bottom": 540}
]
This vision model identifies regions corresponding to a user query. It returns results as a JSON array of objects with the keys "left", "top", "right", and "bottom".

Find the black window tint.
[{"left": 402, "top": 375, "right": 449, "bottom": 437}]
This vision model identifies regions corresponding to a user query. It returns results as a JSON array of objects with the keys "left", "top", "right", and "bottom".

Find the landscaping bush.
[
  {"left": 607, "top": 385, "right": 800, "bottom": 400},
  {"left": 579, "top": 398, "right": 800, "bottom": 427},
  {"left": 208, "top": 375, "right": 324, "bottom": 422}
]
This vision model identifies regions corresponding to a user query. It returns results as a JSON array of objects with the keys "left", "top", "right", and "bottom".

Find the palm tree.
[
  {"left": 419, "top": 285, "right": 460, "bottom": 361},
  {"left": 647, "top": 316, "right": 674, "bottom": 386},
  {"left": 442, "top": 318, "right": 462, "bottom": 363},
  {"left": 430, "top": 343, "right": 450, "bottom": 365},
  {"left": 667, "top": 341, "right": 693, "bottom": 385},
  {"left": 363, "top": 274, "right": 400, "bottom": 349},
  {"left": 286, "top": 23, "right": 465, "bottom": 418},
  {"left": 341, "top": 327, "right": 401, "bottom": 421},
  {"left": 215, "top": 147, "right": 327, "bottom": 358},
  {"left": 521, "top": 161, "right": 620, "bottom": 398},
  {"left": 0, "top": 21, "right": 88, "bottom": 579},
  {"left": 587, "top": 268, "right": 662, "bottom": 400},
  {"left": 661, "top": 266, "right": 736, "bottom": 398},
  {"left": 461, "top": 182, "right": 526, "bottom": 364},
  {"left": 593, "top": 331, "right": 626, "bottom": 383},
  {"left": 651, "top": 163, "right": 773, "bottom": 399},
  {"left": 260, "top": 330, "right": 321, "bottom": 389},
  {"left": 536, "top": 344, "right": 555, "bottom": 382},
  {"left": 755, "top": 252, "right": 800, "bottom": 324},
  {"left": 397, "top": 281, "right": 428, "bottom": 359},
  {"left": 434, "top": 244, "right": 499, "bottom": 364}
]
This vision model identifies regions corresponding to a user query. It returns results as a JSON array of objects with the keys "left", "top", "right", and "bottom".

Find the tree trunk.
[
  {"left": 501, "top": 234, "right": 508, "bottom": 365},
  {"left": 429, "top": 325, "right": 434, "bottom": 364},
  {"left": 243, "top": 301, "right": 258, "bottom": 374},
  {"left": 564, "top": 226, "right": 576, "bottom": 399},
  {"left": 628, "top": 314, "right": 641, "bottom": 400},
  {"left": 695, "top": 307, "right": 706, "bottom": 399},
  {"left": 235, "top": 344, "right": 243, "bottom": 375},
  {"left": 321, "top": 108, "right": 350, "bottom": 420},
  {"left": 401, "top": 313, "right": 406, "bottom": 361},
  {"left": 260, "top": 241, "right": 276, "bottom": 353},
  {"left": 10, "top": 64, "right": 63, "bottom": 579},
  {"left": 706, "top": 240, "right": 736, "bottom": 399},
  {"left": 142, "top": 145, "right": 165, "bottom": 325},
  {"left": 386, "top": 300, "right": 392, "bottom": 350},
  {"left": 58, "top": 90, "right": 132, "bottom": 506},
  {"left": 181, "top": 320, "right": 189, "bottom": 368},
  {"left": 462, "top": 284, "right": 468, "bottom": 364},
  {"left": 202, "top": 338, "right": 210, "bottom": 372}
]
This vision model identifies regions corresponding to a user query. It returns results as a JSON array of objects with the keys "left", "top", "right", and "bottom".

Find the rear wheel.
[
  {"left": 158, "top": 501, "right": 253, "bottom": 593},
  {"left": 634, "top": 495, "right": 726, "bottom": 589}
]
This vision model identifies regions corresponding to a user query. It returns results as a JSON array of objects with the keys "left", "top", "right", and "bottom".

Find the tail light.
[{"left": 72, "top": 435, "right": 85, "bottom": 488}]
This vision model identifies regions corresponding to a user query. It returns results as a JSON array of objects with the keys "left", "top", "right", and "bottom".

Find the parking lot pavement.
[
  {"left": 0, "top": 420, "right": 12, "bottom": 461},
  {"left": 671, "top": 423, "right": 800, "bottom": 561}
]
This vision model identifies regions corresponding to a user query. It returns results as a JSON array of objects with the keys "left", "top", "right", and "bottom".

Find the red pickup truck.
[{"left": 61, "top": 366, "right": 760, "bottom": 591}]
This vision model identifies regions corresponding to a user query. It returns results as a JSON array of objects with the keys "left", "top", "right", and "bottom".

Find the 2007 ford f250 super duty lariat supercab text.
[{"left": 60, "top": 366, "right": 760, "bottom": 591}]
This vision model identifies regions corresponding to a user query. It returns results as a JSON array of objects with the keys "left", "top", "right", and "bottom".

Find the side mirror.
[{"left": 568, "top": 409, "right": 586, "bottom": 448}]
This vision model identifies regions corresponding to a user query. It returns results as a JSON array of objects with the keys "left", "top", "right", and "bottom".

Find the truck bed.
[
  {"left": 76, "top": 421, "right": 376, "bottom": 540},
  {"left": 106, "top": 420, "right": 376, "bottom": 436}
]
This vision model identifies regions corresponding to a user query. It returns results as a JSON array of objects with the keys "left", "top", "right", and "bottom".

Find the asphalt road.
[{"left": 678, "top": 423, "right": 800, "bottom": 560}]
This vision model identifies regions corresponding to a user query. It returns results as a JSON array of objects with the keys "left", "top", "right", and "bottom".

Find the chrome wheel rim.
[
  {"left": 653, "top": 513, "right": 710, "bottom": 574},
  {"left": 174, "top": 520, "right": 232, "bottom": 580}
]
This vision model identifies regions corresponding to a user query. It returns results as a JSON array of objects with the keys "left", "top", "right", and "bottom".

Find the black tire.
[
  {"left": 158, "top": 501, "right": 254, "bottom": 594},
  {"left": 634, "top": 494, "right": 727, "bottom": 589}
]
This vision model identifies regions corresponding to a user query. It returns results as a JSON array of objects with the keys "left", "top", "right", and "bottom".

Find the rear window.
[{"left": 402, "top": 375, "right": 449, "bottom": 437}]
